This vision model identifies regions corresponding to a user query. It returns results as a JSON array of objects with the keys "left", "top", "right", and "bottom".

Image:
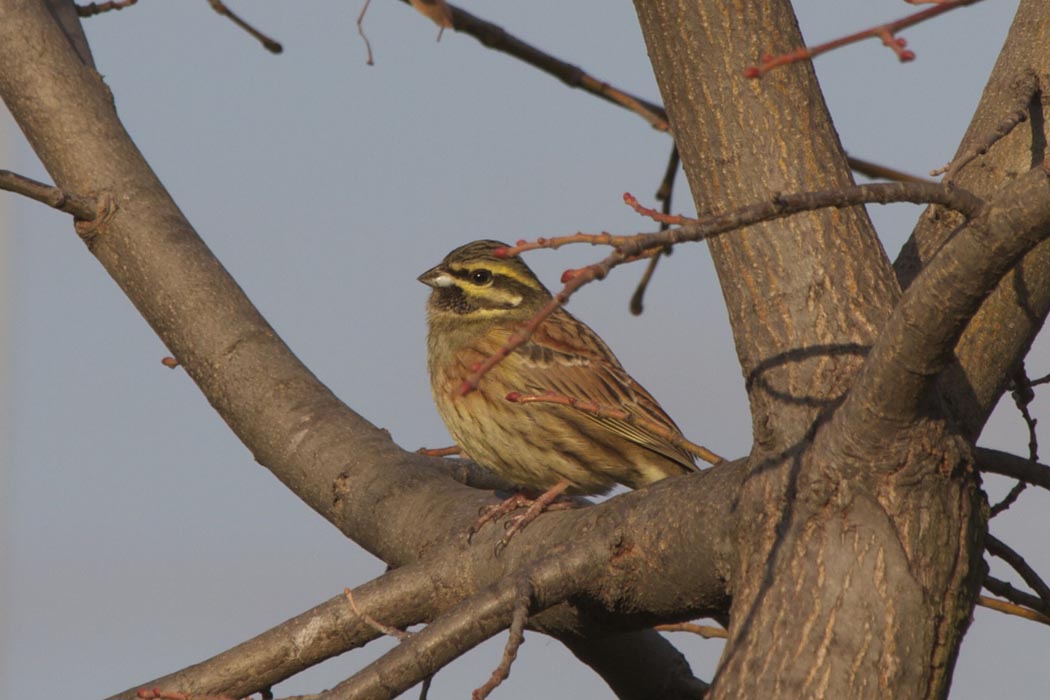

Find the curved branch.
[{"left": 829, "top": 163, "right": 1050, "bottom": 459}]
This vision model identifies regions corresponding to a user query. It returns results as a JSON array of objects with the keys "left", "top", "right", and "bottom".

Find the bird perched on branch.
[{"left": 419, "top": 239, "right": 711, "bottom": 543}]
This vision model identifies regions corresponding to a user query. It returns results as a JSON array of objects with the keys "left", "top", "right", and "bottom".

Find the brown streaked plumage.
[{"left": 419, "top": 240, "right": 699, "bottom": 506}]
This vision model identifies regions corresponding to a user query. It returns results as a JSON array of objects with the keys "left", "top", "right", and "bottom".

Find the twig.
[
  {"left": 497, "top": 232, "right": 636, "bottom": 256},
  {"left": 207, "top": 0, "right": 282, "bottom": 54},
  {"left": 846, "top": 155, "right": 933, "bottom": 184},
  {"left": 0, "top": 169, "right": 98, "bottom": 220},
  {"left": 472, "top": 580, "right": 532, "bottom": 700},
  {"left": 631, "top": 145, "right": 680, "bottom": 315},
  {"left": 77, "top": 0, "right": 137, "bottom": 16},
  {"left": 985, "top": 534, "right": 1050, "bottom": 609},
  {"left": 984, "top": 574, "right": 1050, "bottom": 615},
  {"left": 505, "top": 391, "right": 723, "bottom": 465},
  {"left": 745, "top": 0, "right": 985, "bottom": 78},
  {"left": 977, "top": 595, "right": 1050, "bottom": 626},
  {"left": 932, "top": 72, "right": 1039, "bottom": 179},
  {"left": 1012, "top": 364, "right": 1042, "bottom": 465},
  {"left": 357, "top": 0, "right": 375, "bottom": 65},
  {"left": 654, "top": 622, "right": 729, "bottom": 639},
  {"left": 461, "top": 181, "right": 985, "bottom": 395},
  {"left": 991, "top": 364, "right": 1041, "bottom": 515},
  {"left": 398, "top": 0, "right": 668, "bottom": 132},
  {"left": 344, "top": 587, "right": 411, "bottom": 642},
  {"left": 623, "top": 192, "right": 693, "bottom": 226},
  {"left": 990, "top": 480, "right": 1027, "bottom": 518}
]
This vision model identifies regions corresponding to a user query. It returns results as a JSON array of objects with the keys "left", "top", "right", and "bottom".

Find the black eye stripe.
[{"left": 449, "top": 267, "right": 494, "bottom": 285}]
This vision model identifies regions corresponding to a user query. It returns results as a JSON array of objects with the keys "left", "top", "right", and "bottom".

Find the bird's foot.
[{"left": 468, "top": 480, "right": 574, "bottom": 553}]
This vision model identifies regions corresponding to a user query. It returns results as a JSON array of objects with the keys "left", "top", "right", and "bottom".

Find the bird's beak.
[{"left": 418, "top": 265, "right": 454, "bottom": 288}]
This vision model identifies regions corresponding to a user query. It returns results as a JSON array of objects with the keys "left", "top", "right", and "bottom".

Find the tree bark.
[{"left": 630, "top": 1, "right": 1047, "bottom": 698}]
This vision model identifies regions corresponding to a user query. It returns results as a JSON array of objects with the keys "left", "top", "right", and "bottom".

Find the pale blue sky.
[{"left": 2, "top": 1, "right": 1045, "bottom": 698}]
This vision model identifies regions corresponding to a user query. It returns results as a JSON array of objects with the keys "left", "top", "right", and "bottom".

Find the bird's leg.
[
  {"left": 468, "top": 479, "right": 576, "bottom": 547},
  {"left": 468, "top": 492, "right": 533, "bottom": 542}
]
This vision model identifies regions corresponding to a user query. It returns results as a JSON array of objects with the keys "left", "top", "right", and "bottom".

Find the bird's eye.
[{"left": 471, "top": 269, "right": 493, "bottom": 285}]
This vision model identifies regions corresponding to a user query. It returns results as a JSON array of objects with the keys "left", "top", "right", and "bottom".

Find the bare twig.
[
  {"left": 397, "top": 0, "right": 668, "bottom": 131},
  {"left": 207, "top": 0, "right": 282, "bottom": 54},
  {"left": 846, "top": 155, "right": 933, "bottom": 184},
  {"left": 461, "top": 181, "right": 986, "bottom": 396},
  {"left": 977, "top": 595, "right": 1050, "bottom": 626},
  {"left": 986, "top": 534, "right": 1050, "bottom": 609},
  {"left": 77, "top": 0, "right": 137, "bottom": 16},
  {"left": 654, "top": 622, "right": 729, "bottom": 639},
  {"left": 0, "top": 169, "right": 99, "bottom": 220},
  {"left": 991, "top": 364, "right": 1041, "bottom": 515},
  {"left": 631, "top": 145, "right": 680, "bottom": 315},
  {"left": 472, "top": 580, "right": 532, "bottom": 700},
  {"left": 357, "top": 0, "right": 375, "bottom": 65},
  {"left": 344, "top": 587, "right": 411, "bottom": 641},
  {"left": 745, "top": 0, "right": 985, "bottom": 78},
  {"left": 990, "top": 480, "right": 1027, "bottom": 518},
  {"left": 505, "top": 391, "right": 723, "bottom": 465}
]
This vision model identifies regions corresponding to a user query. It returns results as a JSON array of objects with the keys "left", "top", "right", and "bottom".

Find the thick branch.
[
  {"left": 896, "top": 0, "right": 1050, "bottom": 440},
  {"left": 831, "top": 163, "right": 1050, "bottom": 458},
  {"left": 320, "top": 536, "right": 616, "bottom": 700}
]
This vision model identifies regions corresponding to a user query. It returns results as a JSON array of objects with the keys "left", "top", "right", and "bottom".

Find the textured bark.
[
  {"left": 3, "top": 0, "right": 1047, "bottom": 698},
  {"left": 630, "top": 1, "right": 1040, "bottom": 698},
  {"left": 896, "top": 0, "right": 1050, "bottom": 439}
]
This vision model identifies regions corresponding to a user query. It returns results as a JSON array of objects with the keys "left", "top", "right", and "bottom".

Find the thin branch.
[
  {"left": 505, "top": 391, "right": 723, "bottom": 465},
  {"left": 976, "top": 447, "right": 1050, "bottom": 491},
  {"left": 206, "top": 0, "right": 282, "bottom": 54},
  {"left": 0, "top": 169, "right": 98, "bottom": 219},
  {"left": 630, "top": 145, "right": 680, "bottom": 315},
  {"left": 984, "top": 574, "right": 1050, "bottom": 615},
  {"left": 977, "top": 595, "right": 1050, "bottom": 626},
  {"left": 654, "top": 622, "right": 729, "bottom": 639},
  {"left": 344, "top": 587, "right": 411, "bottom": 642},
  {"left": 990, "top": 480, "right": 1026, "bottom": 518},
  {"left": 357, "top": 0, "right": 375, "bottom": 65},
  {"left": 846, "top": 155, "right": 933, "bottom": 184},
  {"left": 472, "top": 579, "right": 532, "bottom": 700},
  {"left": 461, "top": 181, "right": 985, "bottom": 395},
  {"left": 397, "top": 0, "right": 668, "bottom": 131},
  {"left": 986, "top": 534, "right": 1050, "bottom": 609},
  {"left": 745, "top": 0, "right": 985, "bottom": 78},
  {"left": 77, "top": 0, "right": 137, "bottom": 16}
]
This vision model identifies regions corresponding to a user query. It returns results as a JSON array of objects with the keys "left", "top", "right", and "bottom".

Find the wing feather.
[{"left": 501, "top": 308, "right": 698, "bottom": 471}]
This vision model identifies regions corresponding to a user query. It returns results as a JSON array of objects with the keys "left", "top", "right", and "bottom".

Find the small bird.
[{"left": 419, "top": 240, "right": 702, "bottom": 540}]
